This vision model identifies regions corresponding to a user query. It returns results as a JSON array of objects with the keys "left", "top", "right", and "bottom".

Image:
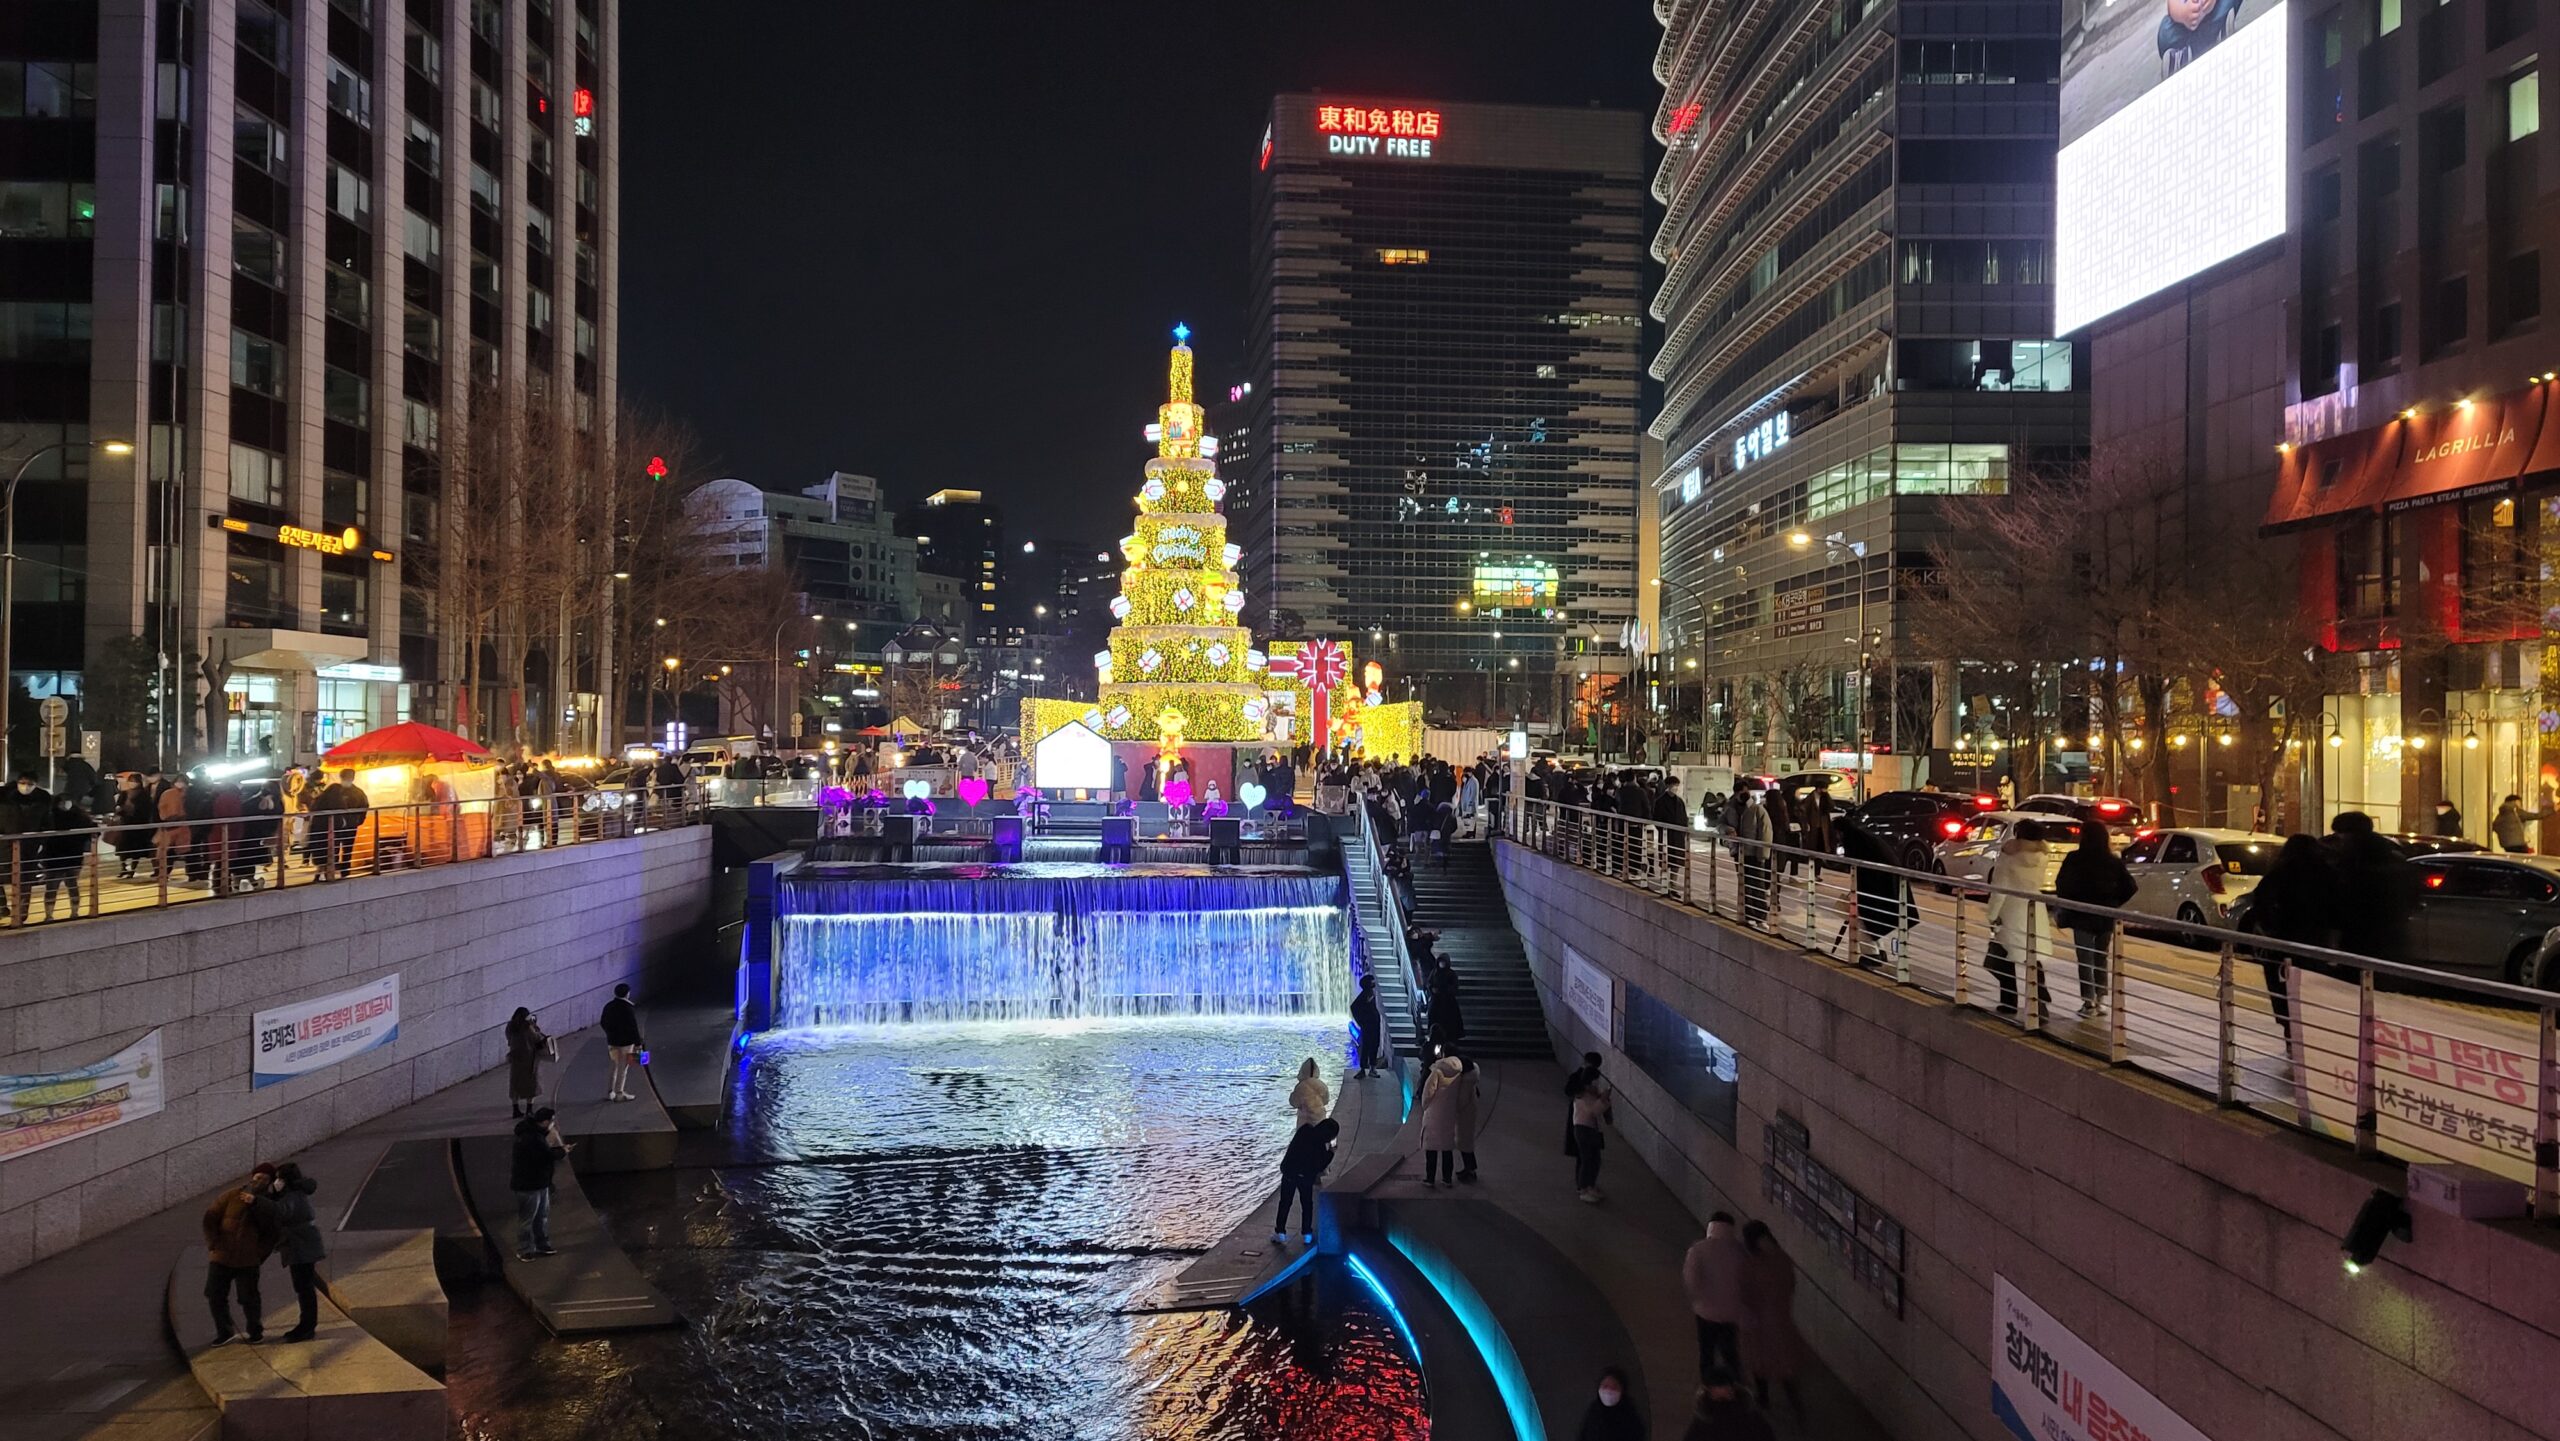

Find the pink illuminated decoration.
[
  {"left": 955, "top": 777, "right": 990, "bottom": 807},
  {"left": 1668, "top": 100, "right": 1703, "bottom": 137},
  {"left": 1268, "top": 639, "right": 1351, "bottom": 745},
  {"left": 1315, "top": 105, "right": 1442, "bottom": 139}
]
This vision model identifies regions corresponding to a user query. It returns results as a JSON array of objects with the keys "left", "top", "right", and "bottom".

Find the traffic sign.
[
  {"left": 80, "top": 730, "right": 100, "bottom": 766},
  {"left": 37, "top": 697, "right": 68, "bottom": 727},
  {"left": 39, "top": 724, "right": 66, "bottom": 758},
  {"left": 789, "top": 712, "right": 805, "bottom": 737}
]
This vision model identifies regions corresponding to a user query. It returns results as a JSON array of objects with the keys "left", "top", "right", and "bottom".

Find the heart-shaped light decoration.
[
  {"left": 902, "top": 779, "right": 932, "bottom": 800},
  {"left": 956, "top": 777, "right": 989, "bottom": 806},
  {"left": 1238, "top": 782, "right": 1268, "bottom": 810}
]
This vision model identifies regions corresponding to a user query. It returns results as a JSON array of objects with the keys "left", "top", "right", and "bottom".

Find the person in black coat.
[
  {"left": 2325, "top": 811, "right": 2414, "bottom": 964},
  {"left": 2051, "top": 822, "right": 2138, "bottom": 1016},
  {"left": 1270, "top": 1116, "right": 1339, "bottom": 1246},
  {"left": 509, "top": 1108, "right": 569, "bottom": 1259},
  {"left": 35, "top": 794, "right": 91, "bottom": 921},
  {"left": 1349, "top": 971, "right": 1384, "bottom": 1077},
  {"left": 1426, "top": 956, "right": 1466, "bottom": 1053},
  {"left": 2244, "top": 834, "right": 2339, "bottom": 1038},
  {"left": 1831, "top": 818, "right": 1909, "bottom": 966},
  {"left": 1578, "top": 1365, "right": 1647, "bottom": 1441}
]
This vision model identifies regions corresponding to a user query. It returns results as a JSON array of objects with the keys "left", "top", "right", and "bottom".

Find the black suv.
[{"left": 1842, "top": 789, "right": 1999, "bottom": 870}]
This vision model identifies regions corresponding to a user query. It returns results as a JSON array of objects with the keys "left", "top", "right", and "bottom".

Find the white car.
[
  {"left": 1933, "top": 811, "right": 2080, "bottom": 891},
  {"left": 2120, "top": 828, "right": 2287, "bottom": 929}
]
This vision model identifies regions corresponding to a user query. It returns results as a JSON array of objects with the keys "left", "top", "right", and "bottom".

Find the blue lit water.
[
  {"left": 772, "top": 864, "right": 1353, "bottom": 1028},
  {"left": 444, "top": 1019, "right": 1425, "bottom": 1440}
]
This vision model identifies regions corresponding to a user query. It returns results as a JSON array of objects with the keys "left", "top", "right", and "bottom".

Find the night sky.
[{"left": 617, "top": 1, "right": 1661, "bottom": 545}]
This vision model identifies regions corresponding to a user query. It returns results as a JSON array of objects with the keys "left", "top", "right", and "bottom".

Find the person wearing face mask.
[
  {"left": 268, "top": 1162, "right": 326, "bottom": 1342},
  {"left": 1578, "top": 1364, "right": 1646, "bottom": 1440}
]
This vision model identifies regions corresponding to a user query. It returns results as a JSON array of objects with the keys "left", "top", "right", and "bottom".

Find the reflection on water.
[{"left": 443, "top": 1020, "right": 1426, "bottom": 1440}]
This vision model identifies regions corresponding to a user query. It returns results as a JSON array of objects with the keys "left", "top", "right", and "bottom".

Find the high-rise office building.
[
  {"left": 687, "top": 473, "right": 917, "bottom": 629},
  {"left": 0, "top": 0, "right": 620, "bottom": 764},
  {"left": 896, "top": 487, "right": 1001, "bottom": 642},
  {"left": 1232, "top": 95, "right": 1645, "bottom": 727},
  {"left": 1649, "top": 2, "right": 2085, "bottom": 768}
]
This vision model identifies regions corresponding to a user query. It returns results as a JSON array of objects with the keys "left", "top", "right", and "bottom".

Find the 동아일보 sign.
[
  {"left": 2, "top": 1029, "right": 166, "bottom": 1162},
  {"left": 1993, "top": 1274, "right": 2212, "bottom": 1441},
  {"left": 253, "top": 974, "right": 400, "bottom": 1089}
]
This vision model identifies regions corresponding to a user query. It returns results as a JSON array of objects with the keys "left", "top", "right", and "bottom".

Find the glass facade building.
[
  {"left": 1649, "top": 0, "right": 2086, "bottom": 764},
  {"left": 1231, "top": 95, "right": 1645, "bottom": 727}
]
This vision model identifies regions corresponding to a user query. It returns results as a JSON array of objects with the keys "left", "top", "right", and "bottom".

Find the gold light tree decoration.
[{"left": 1080, "top": 323, "right": 1268, "bottom": 742}]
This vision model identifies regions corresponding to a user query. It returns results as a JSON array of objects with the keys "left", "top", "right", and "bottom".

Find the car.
[
  {"left": 2018, "top": 793, "right": 2147, "bottom": 845},
  {"left": 2411, "top": 854, "right": 2560, "bottom": 984},
  {"left": 2120, "top": 828, "right": 2288, "bottom": 930},
  {"left": 1842, "top": 788, "right": 2003, "bottom": 870},
  {"left": 2374, "top": 831, "right": 2489, "bottom": 859},
  {"left": 1932, "top": 811, "right": 2081, "bottom": 890}
]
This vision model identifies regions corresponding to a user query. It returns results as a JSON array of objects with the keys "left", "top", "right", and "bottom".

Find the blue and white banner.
[
  {"left": 2, "top": 1030, "right": 165, "bottom": 1162},
  {"left": 1993, "top": 1274, "right": 2211, "bottom": 1441},
  {"left": 253, "top": 974, "right": 400, "bottom": 1089}
]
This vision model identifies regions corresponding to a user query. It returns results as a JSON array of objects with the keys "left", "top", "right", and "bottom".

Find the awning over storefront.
[
  {"left": 214, "top": 628, "right": 367, "bottom": 672},
  {"left": 2263, "top": 425, "right": 2400, "bottom": 531},
  {"left": 2264, "top": 384, "right": 2555, "bottom": 531}
]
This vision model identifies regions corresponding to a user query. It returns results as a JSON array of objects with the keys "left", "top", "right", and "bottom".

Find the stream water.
[{"left": 442, "top": 1018, "right": 1426, "bottom": 1440}]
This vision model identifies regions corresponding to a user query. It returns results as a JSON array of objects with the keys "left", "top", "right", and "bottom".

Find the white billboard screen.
[{"left": 2054, "top": 0, "right": 2288, "bottom": 334}]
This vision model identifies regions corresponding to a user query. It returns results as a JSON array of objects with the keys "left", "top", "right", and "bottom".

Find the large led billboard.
[{"left": 2054, "top": 0, "right": 2287, "bottom": 334}]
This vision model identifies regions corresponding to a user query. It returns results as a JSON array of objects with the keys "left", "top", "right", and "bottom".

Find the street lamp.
[
  {"left": 1789, "top": 529, "right": 1873, "bottom": 790},
  {"left": 5, "top": 438, "right": 130, "bottom": 765},
  {"left": 1651, "top": 574, "right": 1710, "bottom": 760}
]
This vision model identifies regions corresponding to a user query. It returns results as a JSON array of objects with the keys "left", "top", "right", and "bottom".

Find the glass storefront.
[
  {"left": 315, "top": 678, "right": 371, "bottom": 755},
  {"left": 223, "top": 673, "right": 285, "bottom": 759}
]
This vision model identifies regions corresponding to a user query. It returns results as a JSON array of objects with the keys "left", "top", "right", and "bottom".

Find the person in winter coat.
[
  {"left": 509, "top": 1108, "right": 569, "bottom": 1259},
  {"left": 2432, "top": 797, "right": 2464, "bottom": 839},
  {"left": 111, "top": 772, "right": 153, "bottom": 878},
  {"left": 202, "top": 1162, "right": 284, "bottom": 1344},
  {"left": 1730, "top": 782, "right": 1775, "bottom": 925},
  {"left": 269, "top": 1162, "right": 326, "bottom": 1342},
  {"left": 1738, "top": 1221, "right": 1806, "bottom": 1417},
  {"left": 36, "top": 793, "right": 90, "bottom": 921},
  {"left": 154, "top": 772, "right": 190, "bottom": 885},
  {"left": 1426, "top": 957, "right": 1466, "bottom": 1053},
  {"left": 1269, "top": 1115, "right": 1339, "bottom": 1246},
  {"left": 1577, "top": 1365, "right": 1647, "bottom": 1441},
  {"left": 1832, "top": 819, "right": 1909, "bottom": 967},
  {"left": 1679, "top": 1379, "right": 1777, "bottom": 1441},
  {"left": 1682, "top": 1212, "right": 1750, "bottom": 1384},
  {"left": 601, "top": 983, "right": 646, "bottom": 1102},
  {"left": 1289, "top": 1057, "right": 1331, "bottom": 1128},
  {"left": 207, "top": 781, "right": 245, "bottom": 896},
  {"left": 2050, "top": 822, "right": 2138, "bottom": 1016},
  {"left": 2327, "top": 811, "right": 2416, "bottom": 964},
  {"left": 1417, "top": 1053, "right": 1478, "bottom": 1186},
  {"left": 1983, "top": 834, "right": 2054, "bottom": 1018},
  {"left": 504, "top": 1007, "right": 550, "bottom": 1117},
  {"left": 1569, "top": 1055, "right": 1615, "bottom": 1202},
  {"left": 2243, "top": 834, "right": 2338, "bottom": 1038},
  {"left": 236, "top": 781, "right": 283, "bottom": 889},
  {"left": 2492, "top": 794, "right": 2545, "bottom": 853},
  {"left": 1457, "top": 769, "right": 1483, "bottom": 839},
  {"left": 1349, "top": 972, "right": 1384, "bottom": 1078}
]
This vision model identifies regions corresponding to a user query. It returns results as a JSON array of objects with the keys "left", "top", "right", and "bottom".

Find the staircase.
[
  {"left": 1343, "top": 822, "right": 1423, "bottom": 1057},
  {"left": 1405, "top": 839, "right": 1550, "bottom": 1059}
]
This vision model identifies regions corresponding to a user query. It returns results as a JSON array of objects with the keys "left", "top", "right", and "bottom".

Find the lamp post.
[
  {"left": 1650, "top": 574, "right": 1709, "bottom": 761},
  {"left": 5, "top": 439, "right": 131, "bottom": 766},
  {"left": 1789, "top": 529, "right": 1872, "bottom": 793},
  {"left": 772, "top": 612, "right": 822, "bottom": 749}
]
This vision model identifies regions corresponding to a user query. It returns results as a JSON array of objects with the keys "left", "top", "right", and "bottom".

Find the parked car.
[
  {"left": 1932, "top": 811, "right": 2081, "bottom": 891},
  {"left": 2120, "top": 828, "right": 2288, "bottom": 931},
  {"left": 1842, "top": 788, "right": 2003, "bottom": 870},
  {"left": 2017, "top": 793, "right": 2146, "bottom": 846},
  {"left": 2411, "top": 854, "right": 2560, "bottom": 984},
  {"left": 2374, "top": 831, "right": 2489, "bottom": 859}
]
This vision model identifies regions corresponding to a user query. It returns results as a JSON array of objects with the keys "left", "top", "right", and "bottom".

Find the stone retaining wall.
[
  {"left": 0, "top": 828, "right": 713, "bottom": 1275},
  {"left": 1495, "top": 840, "right": 2560, "bottom": 1441}
]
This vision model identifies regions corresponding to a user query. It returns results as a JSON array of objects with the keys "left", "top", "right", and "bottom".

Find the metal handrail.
[
  {"left": 1351, "top": 799, "right": 1429, "bottom": 1050},
  {"left": 0, "top": 786, "right": 706, "bottom": 932},
  {"left": 1501, "top": 794, "right": 2560, "bottom": 1221}
]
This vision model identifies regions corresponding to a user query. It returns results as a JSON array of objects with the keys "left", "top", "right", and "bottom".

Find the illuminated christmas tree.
[{"left": 1088, "top": 324, "right": 1269, "bottom": 743}]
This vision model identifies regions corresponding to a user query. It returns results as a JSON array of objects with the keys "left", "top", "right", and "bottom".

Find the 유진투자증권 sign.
[
  {"left": 2, "top": 1029, "right": 166, "bottom": 1162},
  {"left": 253, "top": 975, "right": 400, "bottom": 1089}
]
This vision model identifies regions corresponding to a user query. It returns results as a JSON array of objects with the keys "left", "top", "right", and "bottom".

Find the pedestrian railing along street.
[
  {"left": 1500, "top": 796, "right": 2560, "bottom": 1222},
  {"left": 0, "top": 788, "right": 705, "bottom": 931}
]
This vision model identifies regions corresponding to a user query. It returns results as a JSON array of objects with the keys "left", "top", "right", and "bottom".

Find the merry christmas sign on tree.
[{"left": 1087, "top": 325, "right": 1269, "bottom": 743}]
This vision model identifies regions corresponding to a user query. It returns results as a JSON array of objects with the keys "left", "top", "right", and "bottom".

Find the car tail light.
[
  {"left": 1941, "top": 818, "right": 1965, "bottom": 838},
  {"left": 2424, "top": 872, "right": 2446, "bottom": 889},
  {"left": 2200, "top": 864, "right": 2226, "bottom": 896},
  {"left": 1970, "top": 793, "right": 1998, "bottom": 809},
  {"left": 2134, "top": 826, "right": 2156, "bottom": 839},
  {"left": 2096, "top": 801, "right": 2127, "bottom": 817}
]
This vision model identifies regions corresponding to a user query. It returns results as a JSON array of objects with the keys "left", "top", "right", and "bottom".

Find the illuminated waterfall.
[{"left": 774, "top": 864, "right": 1352, "bottom": 1028}]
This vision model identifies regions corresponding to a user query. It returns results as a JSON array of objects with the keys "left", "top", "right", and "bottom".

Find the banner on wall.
[
  {"left": 253, "top": 975, "right": 401, "bottom": 1089},
  {"left": 2, "top": 1029, "right": 166, "bottom": 1162},
  {"left": 2287, "top": 968, "right": 2538, "bottom": 1184},
  {"left": 1993, "top": 1274, "right": 2213, "bottom": 1441},
  {"left": 1562, "top": 945, "right": 1614, "bottom": 1045}
]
